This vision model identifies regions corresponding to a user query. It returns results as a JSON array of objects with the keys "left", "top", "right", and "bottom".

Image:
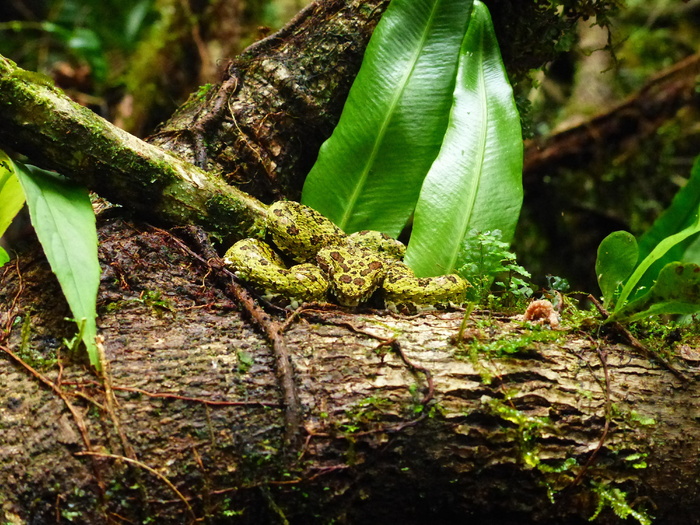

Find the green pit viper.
[{"left": 224, "top": 201, "right": 468, "bottom": 310}]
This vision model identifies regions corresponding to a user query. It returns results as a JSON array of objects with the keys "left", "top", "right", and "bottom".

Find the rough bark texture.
[
  {"left": 2, "top": 1, "right": 699, "bottom": 523},
  {"left": 2, "top": 219, "right": 700, "bottom": 524},
  {"left": 148, "top": 0, "right": 389, "bottom": 202}
]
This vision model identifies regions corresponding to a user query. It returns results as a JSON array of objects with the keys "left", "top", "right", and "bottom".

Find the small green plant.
[
  {"left": 0, "top": 150, "right": 101, "bottom": 369},
  {"left": 589, "top": 480, "right": 653, "bottom": 525},
  {"left": 595, "top": 155, "right": 700, "bottom": 323},
  {"left": 457, "top": 229, "right": 532, "bottom": 301},
  {"left": 482, "top": 396, "right": 553, "bottom": 468}
]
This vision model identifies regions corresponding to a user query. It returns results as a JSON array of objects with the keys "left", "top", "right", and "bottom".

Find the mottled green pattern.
[
  {"left": 224, "top": 238, "right": 329, "bottom": 303},
  {"left": 225, "top": 201, "right": 468, "bottom": 309}
]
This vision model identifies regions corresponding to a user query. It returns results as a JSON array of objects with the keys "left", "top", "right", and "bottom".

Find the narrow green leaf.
[
  {"left": 0, "top": 150, "right": 26, "bottom": 240},
  {"left": 681, "top": 233, "right": 700, "bottom": 264},
  {"left": 404, "top": 1, "right": 523, "bottom": 277},
  {"left": 614, "top": 213, "right": 700, "bottom": 313},
  {"left": 301, "top": 0, "right": 474, "bottom": 236},
  {"left": 634, "top": 155, "right": 700, "bottom": 295},
  {"left": 0, "top": 247, "right": 9, "bottom": 267},
  {"left": 611, "top": 262, "right": 700, "bottom": 323},
  {"left": 14, "top": 164, "right": 101, "bottom": 369},
  {"left": 595, "top": 231, "right": 638, "bottom": 309}
]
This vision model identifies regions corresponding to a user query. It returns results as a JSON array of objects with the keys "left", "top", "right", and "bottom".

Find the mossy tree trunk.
[
  {"left": 1, "top": 1, "right": 698, "bottom": 524},
  {"left": 2, "top": 222, "right": 699, "bottom": 524}
]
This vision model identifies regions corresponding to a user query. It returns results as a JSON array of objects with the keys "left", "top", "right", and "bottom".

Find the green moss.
[
  {"left": 11, "top": 68, "right": 57, "bottom": 90},
  {"left": 589, "top": 480, "right": 653, "bottom": 525},
  {"left": 455, "top": 323, "right": 564, "bottom": 364},
  {"left": 482, "top": 396, "right": 553, "bottom": 469},
  {"left": 13, "top": 314, "right": 58, "bottom": 369},
  {"left": 340, "top": 396, "right": 393, "bottom": 434},
  {"left": 137, "top": 289, "right": 175, "bottom": 313}
]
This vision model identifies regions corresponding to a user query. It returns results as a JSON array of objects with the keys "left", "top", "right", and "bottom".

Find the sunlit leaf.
[
  {"left": 0, "top": 150, "right": 26, "bottom": 242},
  {"left": 302, "top": 0, "right": 474, "bottom": 236},
  {"left": 595, "top": 230, "right": 638, "bottom": 309},
  {"left": 615, "top": 213, "right": 700, "bottom": 313},
  {"left": 634, "top": 155, "right": 700, "bottom": 296},
  {"left": 611, "top": 262, "right": 700, "bottom": 323},
  {"left": 14, "top": 163, "right": 101, "bottom": 369},
  {"left": 404, "top": 1, "right": 523, "bottom": 277}
]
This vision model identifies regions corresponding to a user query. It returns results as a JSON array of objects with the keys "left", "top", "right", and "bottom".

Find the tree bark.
[
  {"left": 147, "top": 0, "right": 389, "bottom": 202},
  {"left": 2, "top": 220, "right": 699, "bottom": 524},
  {"left": 1, "top": 1, "right": 699, "bottom": 524}
]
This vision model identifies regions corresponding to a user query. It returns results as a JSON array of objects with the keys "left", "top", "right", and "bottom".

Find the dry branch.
[{"left": 524, "top": 53, "right": 700, "bottom": 183}]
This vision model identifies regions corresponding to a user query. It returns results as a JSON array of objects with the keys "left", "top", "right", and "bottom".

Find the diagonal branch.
[
  {"left": 524, "top": 52, "right": 700, "bottom": 183},
  {"left": 0, "top": 56, "right": 267, "bottom": 244}
]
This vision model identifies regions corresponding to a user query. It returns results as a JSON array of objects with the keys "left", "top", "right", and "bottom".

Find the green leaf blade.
[
  {"left": 615, "top": 213, "right": 700, "bottom": 312},
  {"left": 404, "top": 1, "right": 523, "bottom": 277},
  {"left": 0, "top": 150, "right": 26, "bottom": 241},
  {"left": 634, "top": 155, "right": 700, "bottom": 295},
  {"left": 301, "top": 0, "right": 474, "bottom": 236},
  {"left": 15, "top": 164, "right": 101, "bottom": 368},
  {"left": 611, "top": 262, "right": 700, "bottom": 323},
  {"left": 595, "top": 230, "right": 638, "bottom": 309}
]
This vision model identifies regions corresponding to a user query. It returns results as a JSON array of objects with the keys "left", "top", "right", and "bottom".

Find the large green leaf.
[
  {"left": 0, "top": 150, "right": 26, "bottom": 243},
  {"left": 634, "top": 155, "right": 700, "bottom": 296},
  {"left": 301, "top": 0, "right": 474, "bottom": 236},
  {"left": 610, "top": 262, "right": 700, "bottom": 323},
  {"left": 681, "top": 233, "right": 700, "bottom": 263},
  {"left": 614, "top": 212, "right": 700, "bottom": 313},
  {"left": 15, "top": 164, "right": 101, "bottom": 369},
  {"left": 595, "top": 230, "right": 638, "bottom": 309},
  {"left": 404, "top": 1, "right": 523, "bottom": 277}
]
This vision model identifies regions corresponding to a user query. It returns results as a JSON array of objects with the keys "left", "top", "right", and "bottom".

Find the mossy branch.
[{"left": 0, "top": 55, "right": 267, "bottom": 243}]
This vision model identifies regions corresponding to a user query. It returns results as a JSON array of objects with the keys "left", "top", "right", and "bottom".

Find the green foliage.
[
  {"left": 457, "top": 230, "right": 531, "bottom": 302},
  {"left": 595, "top": 231, "right": 638, "bottom": 309},
  {"left": 404, "top": 2, "right": 523, "bottom": 277},
  {"left": 302, "top": 0, "right": 474, "bottom": 237},
  {"left": 0, "top": 151, "right": 26, "bottom": 266},
  {"left": 303, "top": 0, "right": 523, "bottom": 281},
  {"left": 12, "top": 161, "right": 101, "bottom": 369},
  {"left": 615, "top": 262, "right": 700, "bottom": 323},
  {"left": 0, "top": 0, "right": 156, "bottom": 87},
  {"left": 482, "top": 396, "right": 553, "bottom": 468},
  {"left": 596, "top": 156, "right": 700, "bottom": 323},
  {"left": 598, "top": 218, "right": 700, "bottom": 323},
  {"left": 635, "top": 156, "right": 700, "bottom": 294},
  {"left": 589, "top": 480, "right": 653, "bottom": 525}
]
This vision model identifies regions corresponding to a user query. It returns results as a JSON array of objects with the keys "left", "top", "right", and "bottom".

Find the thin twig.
[
  {"left": 98, "top": 338, "right": 136, "bottom": 459},
  {"left": 111, "top": 383, "right": 282, "bottom": 407},
  {"left": 1, "top": 257, "right": 24, "bottom": 340},
  {"left": 151, "top": 226, "right": 303, "bottom": 449},
  {"left": 301, "top": 313, "right": 435, "bottom": 409},
  {"left": 0, "top": 343, "right": 107, "bottom": 496},
  {"left": 570, "top": 341, "right": 611, "bottom": 487}
]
